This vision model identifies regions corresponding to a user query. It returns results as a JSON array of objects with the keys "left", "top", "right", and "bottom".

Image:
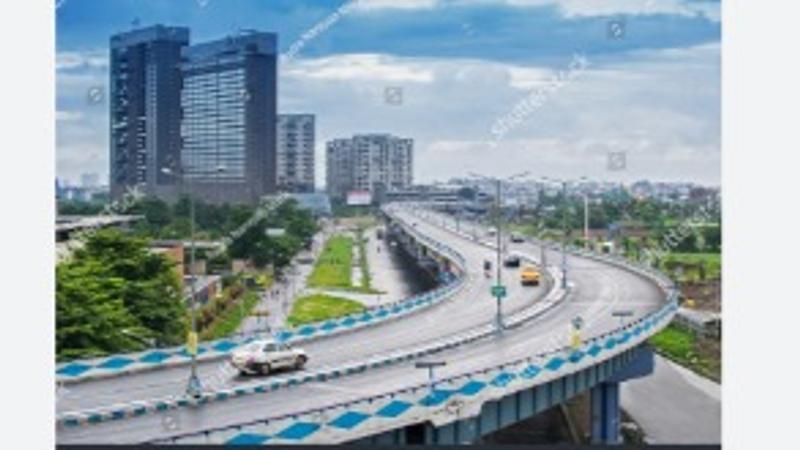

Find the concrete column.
[{"left": 590, "top": 381, "right": 621, "bottom": 445}]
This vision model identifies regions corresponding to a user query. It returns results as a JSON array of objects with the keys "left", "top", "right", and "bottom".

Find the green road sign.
[{"left": 491, "top": 285, "right": 507, "bottom": 299}]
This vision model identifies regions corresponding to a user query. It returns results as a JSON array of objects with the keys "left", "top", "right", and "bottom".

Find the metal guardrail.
[{"left": 146, "top": 206, "right": 678, "bottom": 444}]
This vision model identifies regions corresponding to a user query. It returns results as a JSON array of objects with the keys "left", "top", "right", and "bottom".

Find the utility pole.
[
  {"left": 495, "top": 179, "right": 503, "bottom": 332},
  {"left": 561, "top": 181, "right": 568, "bottom": 289},
  {"left": 469, "top": 171, "right": 529, "bottom": 334},
  {"left": 162, "top": 165, "right": 202, "bottom": 398},
  {"left": 583, "top": 193, "right": 590, "bottom": 250}
]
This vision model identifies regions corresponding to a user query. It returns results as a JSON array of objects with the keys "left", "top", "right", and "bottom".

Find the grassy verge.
[
  {"left": 200, "top": 290, "right": 262, "bottom": 340},
  {"left": 307, "top": 235, "right": 354, "bottom": 289},
  {"left": 649, "top": 324, "right": 721, "bottom": 382},
  {"left": 660, "top": 252, "right": 721, "bottom": 282},
  {"left": 354, "top": 227, "right": 383, "bottom": 294},
  {"left": 287, "top": 294, "right": 366, "bottom": 327}
]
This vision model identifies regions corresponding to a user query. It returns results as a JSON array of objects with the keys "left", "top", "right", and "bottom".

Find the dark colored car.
[{"left": 503, "top": 255, "right": 521, "bottom": 268}]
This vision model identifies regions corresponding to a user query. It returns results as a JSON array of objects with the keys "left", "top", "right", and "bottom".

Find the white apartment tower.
[
  {"left": 276, "top": 114, "right": 316, "bottom": 193},
  {"left": 326, "top": 134, "right": 413, "bottom": 200}
]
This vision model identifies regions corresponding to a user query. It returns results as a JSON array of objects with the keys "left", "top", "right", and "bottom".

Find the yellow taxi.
[{"left": 520, "top": 266, "right": 540, "bottom": 286}]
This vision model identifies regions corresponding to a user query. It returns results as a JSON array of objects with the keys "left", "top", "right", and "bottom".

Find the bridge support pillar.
[{"left": 590, "top": 381, "right": 621, "bottom": 445}]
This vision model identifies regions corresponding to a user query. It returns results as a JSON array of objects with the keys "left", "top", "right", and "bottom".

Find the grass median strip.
[
  {"left": 287, "top": 294, "right": 365, "bottom": 327},
  {"left": 308, "top": 235, "right": 353, "bottom": 289}
]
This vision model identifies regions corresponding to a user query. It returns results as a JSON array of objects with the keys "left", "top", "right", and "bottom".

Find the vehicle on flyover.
[
  {"left": 520, "top": 266, "right": 541, "bottom": 286},
  {"left": 230, "top": 339, "right": 308, "bottom": 376},
  {"left": 503, "top": 255, "right": 521, "bottom": 268}
]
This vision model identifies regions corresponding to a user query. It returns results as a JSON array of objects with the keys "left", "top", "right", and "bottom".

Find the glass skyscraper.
[
  {"left": 179, "top": 31, "right": 278, "bottom": 203},
  {"left": 109, "top": 25, "right": 189, "bottom": 200},
  {"left": 109, "top": 26, "right": 278, "bottom": 204}
]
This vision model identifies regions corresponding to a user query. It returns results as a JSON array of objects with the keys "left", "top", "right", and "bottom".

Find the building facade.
[
  {"left": 326, "top": 134, "right": 413, "bottom": 201},
  {"left": 109, "top": 25, "right": 189, "bottom": 200},
  {"left": 276, "top": 114, "right": 315, "bottom": 193},
  {"left": 179, "top": 31, "right": 278, "bottom": 204}
]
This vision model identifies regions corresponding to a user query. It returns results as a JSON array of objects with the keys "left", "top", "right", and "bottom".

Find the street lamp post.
[
  {"left": 583, "top": 193, "right": 590, "bottom": 250},
  {"left": 494, "top": 179, "right": 503, "bottom": 332},
  {"left": 541, "top": 176, "right": 588, "bottom": 289},
  {"left": 561, "top": 180, "right": 568, "bottom": 289},
  {"left": 163, "top": 164, "right": 225, "bottom": 398},
  {"left": 469, "top": 171, "right": 529, "bottom": 333},
  {"left": 415, "top": 361, "right": 446, "bottom": 394}
]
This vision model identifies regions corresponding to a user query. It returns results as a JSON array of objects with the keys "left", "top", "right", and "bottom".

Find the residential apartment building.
[
  {"left": 326, "top": 134, "right": 413, "bottom": 201},
  {"left": 276, "top": 114, "right": 315, "bottom": 193}
]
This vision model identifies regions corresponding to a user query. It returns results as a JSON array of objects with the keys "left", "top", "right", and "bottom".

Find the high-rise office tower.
[
  {"left": 326, "top": 134, "right": 414, "bottom": 200},
  {"left": 179, "top": 31, "right": 278, "bottom": 204},
  {"left": 109, "top": 25, "right": 189, "bottom": 200},
  {"left": 277, "top": 114, "right": 315, "bottom": 193}
]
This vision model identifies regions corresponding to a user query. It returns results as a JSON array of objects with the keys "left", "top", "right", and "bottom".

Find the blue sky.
[{"left": 56, "top": 0, "right": 721, "bottom": 186}]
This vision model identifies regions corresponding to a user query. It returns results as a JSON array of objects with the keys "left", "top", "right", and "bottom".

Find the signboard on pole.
[
  {"left": 187, "top": 331, "right": 198, "bottom": 356},
  {"left": 491, "top": 285, "right": 507, "bottom": 299}
]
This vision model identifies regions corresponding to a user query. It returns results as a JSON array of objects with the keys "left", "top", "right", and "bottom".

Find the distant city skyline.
[{"left": 57, "top": 0, "right": 721, "bottom": 187}]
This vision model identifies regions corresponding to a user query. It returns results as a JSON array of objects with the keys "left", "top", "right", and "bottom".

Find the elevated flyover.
[{"left": 56, "top": 203, "right": 675, "bottom": 445}]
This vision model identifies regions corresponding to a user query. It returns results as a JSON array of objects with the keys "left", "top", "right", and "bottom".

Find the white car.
[{"left": 230, "top": 339, "right": 308, "bottom": 376}]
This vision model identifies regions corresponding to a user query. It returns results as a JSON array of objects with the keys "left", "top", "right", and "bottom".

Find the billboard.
[{"left": 347, "top": 190, "right": 372, "bottom": 206}]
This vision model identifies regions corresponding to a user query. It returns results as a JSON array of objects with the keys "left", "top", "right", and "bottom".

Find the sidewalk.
[
  {"left": 237, "top": 229, "right": 325, "bottom": 334},
  {"left": 621, "top": 354, "right": 721, "bottom": 444}
]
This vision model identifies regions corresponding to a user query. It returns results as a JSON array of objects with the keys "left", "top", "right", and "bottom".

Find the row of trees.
[
  {"left": 226, "top": 200, "right": 318, "bottom": 274},
  {"left": 56, "top": 198, "right": 319, "bottom": 360},
  {"left": 511, "top": 195, "right": 721, "bottom": 254},
  {"left": 127, "top": 196, "right": 255, "bottom": 240}
]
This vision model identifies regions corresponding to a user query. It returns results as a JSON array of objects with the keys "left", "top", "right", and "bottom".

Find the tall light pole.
[
  {"left": 541, "top": 176, "right": 588, "bottom": 289},
  {"left": 583, "top": 193, "right": 590, "bottom": 250},
  {"left": 469, "top": 171, "right": 529, "bottom": 333},
  {"left": 162, "top": 164, "right": 225, "bottom": 398}
]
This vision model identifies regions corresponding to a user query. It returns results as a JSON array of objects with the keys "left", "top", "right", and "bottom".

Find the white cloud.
[
  {"left": 500, "top": 0, "right": 717, "bottom": 20},
  {"left": 351, "top": 0, "right": 720, "bottom": 21},
  {"left": 278, "top": 44, "right": 719, "bottom": 185},
  {"left": 57, "top": 50, "right": 108, "bottom": 71},
  {"left": 56, "top": 110, "right": 84, "bottom": 122},
  {"left": 283, "top": 53, "right": 436, "bottom": 83},
  {"left": 351, "top": 0, "right": 439, "bottom": 11}
]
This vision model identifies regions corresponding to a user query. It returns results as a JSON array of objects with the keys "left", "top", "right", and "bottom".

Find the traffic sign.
[{"left": 491, "top": 285, "right": 507, "bottom": 299}]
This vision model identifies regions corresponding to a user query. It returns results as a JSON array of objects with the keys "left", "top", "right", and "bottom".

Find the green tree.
[
  {"left": 56, "top": 259, "right": 150, "bottom": 360},
  {"left": 69, "top": 229, "right": 187, "bottom": 347},
  {"left": 131, "top": 196, "right": 172, "bottom": 228}
]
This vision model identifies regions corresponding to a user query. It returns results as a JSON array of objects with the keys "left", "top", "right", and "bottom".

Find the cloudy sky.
[{"left": 56, "top": 0, "right": 721, "bottom": 187}]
